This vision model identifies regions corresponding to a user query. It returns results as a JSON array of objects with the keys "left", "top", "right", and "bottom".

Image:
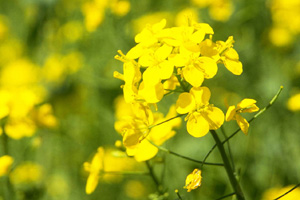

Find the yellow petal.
[
  {"left": 190, "top": 86, "right": 211, "bottom": 106},
  {"left": 142, "top": 67, "right": 161, "bottom": 86},
  {"left": 138, "top": 81, "right": 164, "bottom": 103},
  {"left": 133, "top": 139, "right": 158, "bottom": 162},
  {"left": 154, "top": 44, "right": 172, "bottom": 61},
  {"left": 187, "top": 113, "right": 210, "bottom": 137},
  {"left": 236, "top": 114, "right": 249, "bottom": 135},
  {"left": 176, "top": 93, "right": 195, "bottom": 114},
  {"left": 86, "top": 173, "right": 99, "bottom": 194},
  {"left": 123, "top": 129, "right": 142, "bottom": 149},
  {"left": 152, "top": 19, "right": 166, "bottom": 33},
  {"left": 223, "top": 59, "right": 243, "bottom": 75},
  {"left": 225, "top": 105, "right": 236, "bottom": 121},
  {"left": 224, "top": 48, "right": 239, "bottom": 60},
  {"left": 157, "top": 60, "right": 174, "bottom": 80},
  {"left": 126, "top": 44, "right": 144, "bottom": 59},
  {"left": 204, "top": 107, "right": 224, "bottom": 130},
  {"left": 182, "top": 65, "right": 204, "bottom": 87},
  {"left": 237, "top": 98, "right": 257, "bottom": 109},
  {"left": 139, "top": 53, "right": 155, "bottom": 67},
  {"left": 190, "top": 30, "right": 205, "bottom": 43},
  {"left": 197, "top": 57, "right": 218, "bottom": 79}
]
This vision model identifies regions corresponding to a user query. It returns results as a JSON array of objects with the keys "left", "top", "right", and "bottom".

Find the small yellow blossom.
[
  {"left": 287, "top": 93, "right": 300, "bottom": 111},
  {"left": 184, "top": 169, "right": 202, "bottom": 192},
  {"left": 226, "top": 98, "right": 259, "bottom": 135},
  {"left": 0, "top": 155, "right": 14, "bottom": 176},
  {"left": 176, "top": 86, "right": 224, "bottom": 137}
]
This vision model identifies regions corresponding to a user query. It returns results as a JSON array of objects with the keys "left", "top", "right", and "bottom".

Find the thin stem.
[
  {"left": 221, "top": 126, "right": 235, "bottom": 172},
  {"left": 175, "top": 189, "right": 183, "bottom": 200},
  {"left": 145, "top": 161, "right": 162, "bottom": 193},
  {"left": 210, "top": 130, "right": 245, "bottom": 200},
  {"left": 215, "top": 192, "right": 236, "bottom": 200},
  {"left": 223, "top": 86, "right": 284, "bottom": 145},
  {"left": 176, "top": 75, "right": 189, "bottom": 92},
  {"left": 274, "top": 183, "right": 300, "bottom": 200},
  {"left": 200, "top": 141, "right": 217, "bottom": 169},
  {"left": 148, "top": 114, "right": 186, "bottom": 129},
  {"left": 148, "top": 140, "right": 224, "bottom": 166}
]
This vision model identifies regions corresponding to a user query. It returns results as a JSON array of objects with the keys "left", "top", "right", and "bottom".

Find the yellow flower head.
[
  {"left": 115, "top": 96, "right": 181, "bottom": 161},
  {"left": 226, "top": 98, "right": 259, "bottom": 135},
  {"left": 0, "top": 155, "right": 14, "bottom": 177},
  {"left": 184, "top": 169, "right": 202, "bottom": 192},
  {"left": 176, "top": 86, "right": 224, "bottom": 137}
]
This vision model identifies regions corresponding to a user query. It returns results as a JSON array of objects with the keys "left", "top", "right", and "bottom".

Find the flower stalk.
[{"left": 210, "top": 130, "right": 245, "bottom": 200}]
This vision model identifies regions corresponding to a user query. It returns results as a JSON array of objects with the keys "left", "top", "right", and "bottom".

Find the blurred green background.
[{"left": 0, "top": 0, "right": 300, "bottom": 199}]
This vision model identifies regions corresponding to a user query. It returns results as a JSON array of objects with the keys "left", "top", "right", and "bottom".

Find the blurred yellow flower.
[
  {"left": 10, "top": 162, "right": 43, "bottom": 185},
  {"left": 124, "top": 180, "right": 146, "bottom": 199},
  {"left": 261, "top": 185, "right": 300, "bottom": 200},
  {"left": 5, "top": 118, "right": 36, "bottom": 139},
  {"left": 0, "top": 155, "right": 14, "bottom": 177},
  {"left": 32, "top": 104, "right": 58, "bottom": 128},
  {"left": 175, "top": 8, "right": 199, "bottom": 27},
  {"left": 84, "top": 146, "right": 143, "bottom": 194},
  {"left": 176, "top": 86, "right": 224, "bottom": 137},
  {"left": 110, "top": 0, "right": 131, "bottom": 17},
  {"left": 287, "top": 93, "right": 300, "bottom": 111},
  {"left": 184, "top": 169, "right": 202, "bottom": 192},
  {"left": 84, "top": 147, "right": 104, "bottom": 194},
  {"left": 226, "top": 98, "right": 259, "bottom": 135}
]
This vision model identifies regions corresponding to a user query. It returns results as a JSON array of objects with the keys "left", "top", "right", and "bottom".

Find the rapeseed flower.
[
  {"left": 176, "top": 86, "right": 224, "bottom": 137},
  {"left": 0, "top": 155, "right": 14, "bottom": 176},
  {"left": 184, "top": 169, "right": 202, "bottom": 192},
  {"left": 226, "top": 98, "right": 259, "bottom": 135}
]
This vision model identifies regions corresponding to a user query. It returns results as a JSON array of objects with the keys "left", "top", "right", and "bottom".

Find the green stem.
[
  {"left": 210, "top": 130, "right": 245, "bottom": 200},
  {"left": 221, "top": 126, "right": 235, "bottom": 172},
  {"left": 176, "top": 75, "right": 189, "bottom": 92},
  {"left": 200, "top": 141, "right": 217, "bottom": 169},
  {"left": 148, "top": 114, "right": 186, "bottom": 129},
  {"left": 149, "top": 140, "right": 224, "bottom": 166},
  {"left": 145, "top": 161, "right": 162, "bottom": 193},
  {"left": 215, "top": 192, "right": 236, "bottom": 200}
]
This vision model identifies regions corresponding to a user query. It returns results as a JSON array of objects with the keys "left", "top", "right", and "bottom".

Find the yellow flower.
[
  {"left": 217, "top": 36, "right": 243, "bottom": 75},
  {"left": 225, "top": 98, "right": 259, "bottom": 135},
  {"left": 0, "top": 155, "right": 14, "bottom": 177},
  {"left": 287, "top": 93, "right": 300, "bottom": 111},
  {"left": 176, "top": 86, "right": 224, "bottom": 137},
  {"left": 184, "top": 169, "right": 202, "bottom": 192},
  {"left": 84, "top": 147, "right": 104, "bottom": 194},
  {"left": 115, "top": 97, "right": 181, "bottom": 161},
  {"left": 261, "top": 185, "right": 300, "bottom": 200},
  {"left": 84, "top": 147, "right": 142, "bottom": 194},
  {"left": 10, "top": 162, "right": 43, "bottom": 185}
]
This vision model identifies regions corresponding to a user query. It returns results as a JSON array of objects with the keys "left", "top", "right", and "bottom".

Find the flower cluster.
[
  {"left": 114, "top": 18, "right": 246, "bottom": 139},
  {"left": 112, "top": 18, "right": 260, "bottom": 194}
]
